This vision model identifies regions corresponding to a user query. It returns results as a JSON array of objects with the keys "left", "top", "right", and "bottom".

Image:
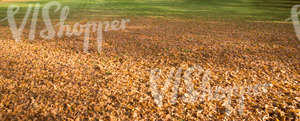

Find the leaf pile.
[{"left": 0, "top": 17, "right": 299, "bottom": 120}]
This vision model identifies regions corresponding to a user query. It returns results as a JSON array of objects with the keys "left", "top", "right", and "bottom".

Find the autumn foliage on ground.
[{"left": 0, "top": 17, "right": 299, "bottom": 120}]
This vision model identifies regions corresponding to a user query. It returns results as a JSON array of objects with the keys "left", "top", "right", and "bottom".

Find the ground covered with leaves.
[{"left": 0, "top": 17, "right": 299, "bottom": 120}]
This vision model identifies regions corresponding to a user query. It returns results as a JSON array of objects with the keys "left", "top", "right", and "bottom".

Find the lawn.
[{"left": 1, "top": 0, "right": 300, "bottom": 21}]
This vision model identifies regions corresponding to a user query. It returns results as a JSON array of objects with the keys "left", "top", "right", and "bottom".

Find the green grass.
[{"left": 0, "top": 0, "right": 300, "bottom": 22}]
